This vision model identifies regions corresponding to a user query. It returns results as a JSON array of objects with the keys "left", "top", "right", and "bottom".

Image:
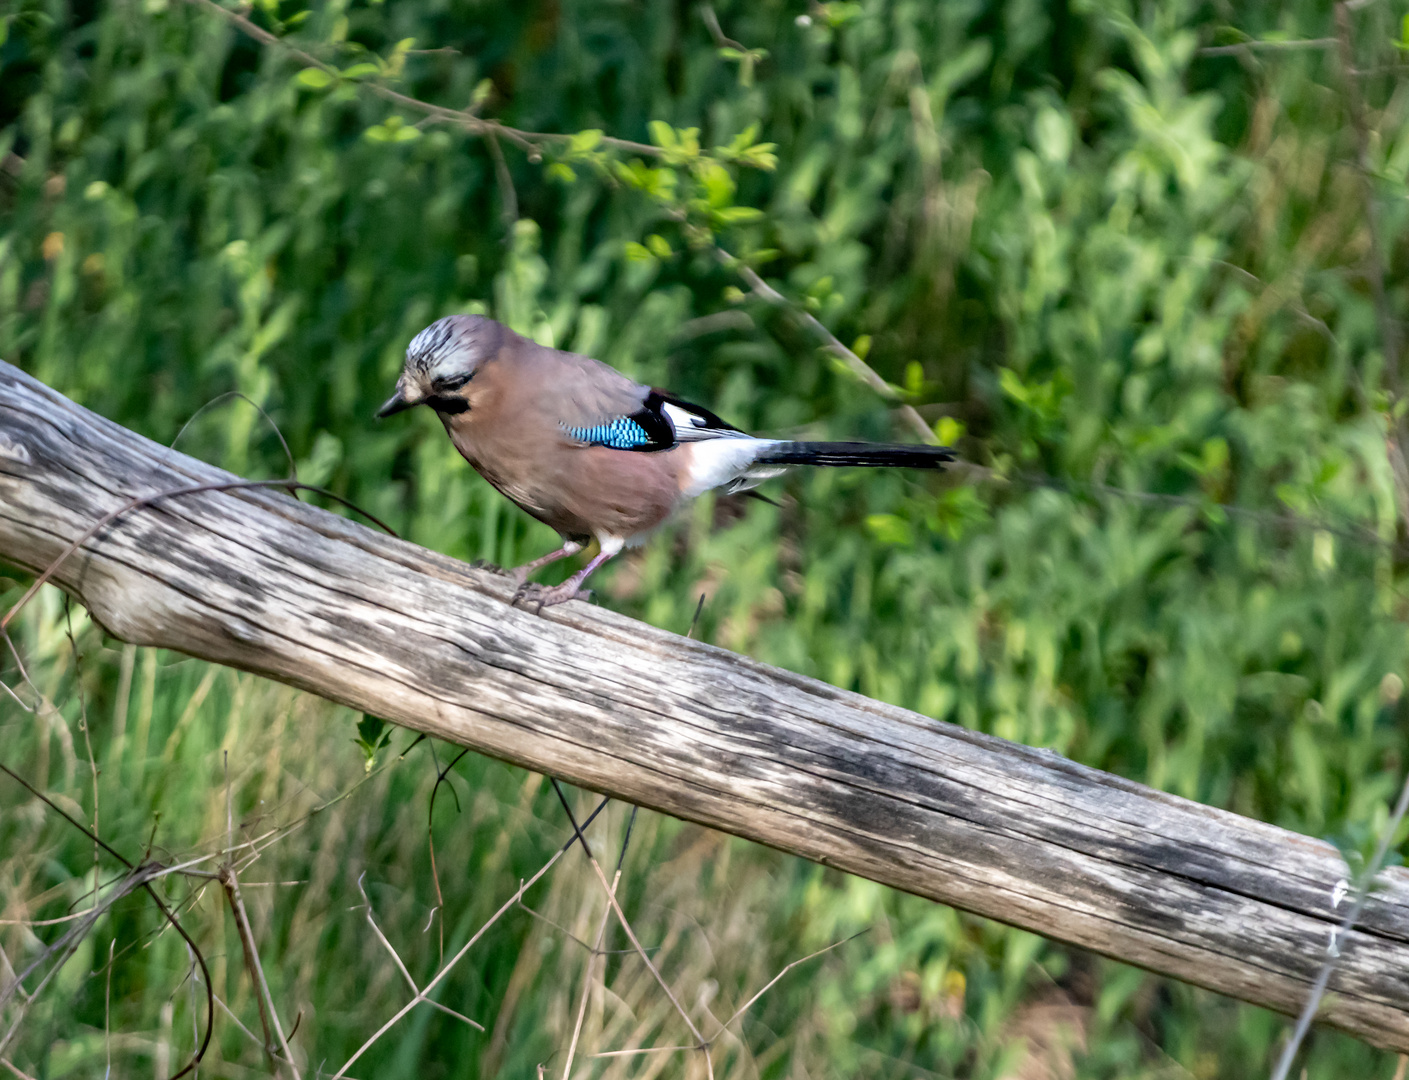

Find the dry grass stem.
[
  {"left": 330, "top": 798, "right": 608, "bottom": 1079},
  {"left": 550, "top": 783, "right": 712, "bottom": 1075},
  {"left": 222, "top": 864, "right": 302, "bottom": 1079},
  {"left": 560, "top": 867, "right": 622, "bottom": 1079},
  {"left": 355, "top": 874, "right": 485, "bottom": 1033},
  {"left": 1270, "top": 766, "right": 1409, "bottom": 1080},
  {"left": 0, "top": 1058, "right": 38, "bottom": 1080}
]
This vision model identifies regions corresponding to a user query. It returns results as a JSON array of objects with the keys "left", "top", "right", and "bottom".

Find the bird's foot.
[
  {"left": 511, "top": 580, "right": 593, "bottom": 613},
  {"left": 469, "top": 560, "right": 512, "bottom": 578}
]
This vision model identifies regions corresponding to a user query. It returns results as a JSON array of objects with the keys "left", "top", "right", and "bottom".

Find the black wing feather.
[
  {"left": 647, "top": 388, "right": 744, "bottom": 436},
  {"left": 565, "top": 389, "right": 743, "bottom": 453}
]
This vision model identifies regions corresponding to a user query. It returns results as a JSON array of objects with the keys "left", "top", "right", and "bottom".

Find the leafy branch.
[
  {"left": 180, "top": 0, "right": 942, "bottom": 447},
  {"left": 183, "top": 0, "right": 658, "bottom": 156}
]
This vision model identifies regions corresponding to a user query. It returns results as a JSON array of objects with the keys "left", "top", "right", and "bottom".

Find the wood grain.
[{"left": 2, "top": 359, "right": 1407, "bottom": 1050}]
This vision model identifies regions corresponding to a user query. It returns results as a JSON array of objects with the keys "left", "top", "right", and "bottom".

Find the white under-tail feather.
[{"left": 680, "top": 438, "right": 784, "bottom": 497}]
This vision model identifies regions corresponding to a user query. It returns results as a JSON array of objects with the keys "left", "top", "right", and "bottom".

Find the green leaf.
[
  {"left": 866, "top": 514, "right": 914, "bottom": 547},
  {"left": 904, "top": 361, "right": 925, "bottom": 396},
  {"left": 649, "top": 123, "right": 700, "bottom": 166},
  {"left": 724, "top": 124, "right": 759, "bottom": 153},
  {"left": 998, "top": 367, "right": 1028, "bottom": 404},
  {"left": 822, "top": 1, "right": 863, "bottom": 27},
  {"left": 935, "top": 40, "right": 993, "bottom": 97},
  {"left": 471, "top": 78, "right": 494, "bottom": 108},
  {"left": 648, "top": 120, "right": 678, "bottom": 150},
  {"left": 612, "top": 159, "right": 678, "bottom": 199},
  {"left": 340, "top": 62, "right": 382, "bottom": 80},
  {"left": 295, "top": 68, "right": 335, "bottom": 89},
  {"left": 365, "top": 115, "right": 420, "bottom": 143},
  {"left": 935, "top": 416, "right": 965, "bottom": 445},
  {"left": 354, "top": 714, "right": 393, "bottom": 771},
  {"left": 739, "top": 142, "right": 778, "bottom": 171},
  {"left": 366, "top": 116, "right": 419, "bottom": 143},
  {"left": 384, "top": 37, "right": 416, "bottom": 79},
  {"left": 568, "top": 129, "right": 603, "bottom": 155},
  {"left": 696, "top": 159, "right": 736, "bottom": 207},
  {"left": 712, "top": 205, "right": 763, "bottom": 224}
]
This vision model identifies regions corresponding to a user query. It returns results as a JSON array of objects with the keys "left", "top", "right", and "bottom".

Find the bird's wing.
[
  {"left": 648, "top": 390, "right": 751, "bottom": 443},
  {"left": 559, "top": 389, "right": 755, "bottom": 452},
  {"left": 506, "top": 337, "right": 750, "bottom": 452}
]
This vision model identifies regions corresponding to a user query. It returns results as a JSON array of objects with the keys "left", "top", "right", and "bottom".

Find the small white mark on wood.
[{"left": 0, "top": 432, "right": 31, "bottom": 464}]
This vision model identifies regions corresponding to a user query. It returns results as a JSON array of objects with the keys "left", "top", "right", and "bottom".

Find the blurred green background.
[{"left": 3, "top": 0, "right": 1409, "bottom": 1075}]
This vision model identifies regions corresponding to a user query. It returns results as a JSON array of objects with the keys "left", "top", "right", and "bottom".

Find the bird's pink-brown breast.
[{"left": 439, "top": 353, "right": 685, "bottom": 543}]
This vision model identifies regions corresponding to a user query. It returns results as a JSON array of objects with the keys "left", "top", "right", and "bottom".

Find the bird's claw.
[{"left": 510, "top": 581, "right": 592, "bottom": 613}]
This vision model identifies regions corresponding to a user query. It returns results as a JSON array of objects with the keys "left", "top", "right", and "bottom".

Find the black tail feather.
[{"left": 754, "top": 441, "right": 954, "bottom": 469}]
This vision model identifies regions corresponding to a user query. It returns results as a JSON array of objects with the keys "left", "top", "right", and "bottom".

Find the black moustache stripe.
[{"left": 427, "top": 395, "right": 470, "bottom": 414}]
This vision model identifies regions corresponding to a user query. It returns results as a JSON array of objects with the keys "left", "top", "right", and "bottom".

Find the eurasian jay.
[{"left": 377, "top": 315, "right": 953, "bottom": 609}]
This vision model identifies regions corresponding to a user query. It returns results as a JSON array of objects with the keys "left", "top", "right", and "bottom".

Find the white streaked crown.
[{"left": 400, "top": 315, "right": 501, "bottom": 401}]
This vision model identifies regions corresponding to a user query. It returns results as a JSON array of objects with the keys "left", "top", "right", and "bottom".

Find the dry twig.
[
  {"left": 717, "top": 250, "right": 939, "bottom": 446},
  {"left": 330, "top": 798, "right": 609, "bottom": 1079}
]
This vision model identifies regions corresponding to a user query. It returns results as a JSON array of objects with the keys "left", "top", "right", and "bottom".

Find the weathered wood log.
[{"left": 1, "top": 359, "right": 1407, "bottom": 1051}]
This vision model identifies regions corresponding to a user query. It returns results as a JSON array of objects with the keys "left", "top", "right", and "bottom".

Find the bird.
[{"left": 377, "top": 314, "right": 954, "bottom": 609}]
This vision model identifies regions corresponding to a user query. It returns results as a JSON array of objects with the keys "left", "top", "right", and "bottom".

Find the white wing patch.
[{"left": 662, "top": 401, "right": 750, "bottom": 442}]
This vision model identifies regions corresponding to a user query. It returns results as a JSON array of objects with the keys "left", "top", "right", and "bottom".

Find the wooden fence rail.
[{"left": 2, "top": 359, "right": 1408, "bottom": 1052}]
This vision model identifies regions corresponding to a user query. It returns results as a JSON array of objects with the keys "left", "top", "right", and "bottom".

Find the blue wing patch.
[{"left": 563, "top": 417, "right": 654, "bottom": 449}]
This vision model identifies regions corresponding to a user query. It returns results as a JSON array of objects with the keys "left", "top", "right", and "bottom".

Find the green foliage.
[
  {"left": 3, "top": 0, "right": 1409, "bottom": 1075},
  {"left": 355, "top": 713, "right": 393, "bottom": 769}
]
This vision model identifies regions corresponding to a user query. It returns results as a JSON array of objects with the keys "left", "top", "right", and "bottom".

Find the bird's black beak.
[{"left": 376, "top": 390, "right": 415, "bottom": 419}]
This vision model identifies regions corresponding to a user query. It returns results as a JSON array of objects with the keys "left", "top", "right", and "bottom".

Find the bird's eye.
[{"left": 434, "top": 371, "right": 474, "bottom": 392}]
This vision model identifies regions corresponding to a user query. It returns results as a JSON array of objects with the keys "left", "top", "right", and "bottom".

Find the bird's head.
[{"left": 376, "top": 314, "right": 502, "bottom": 419}]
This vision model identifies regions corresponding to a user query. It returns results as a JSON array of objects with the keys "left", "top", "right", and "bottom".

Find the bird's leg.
[
  {"left": 512, "top": 548, "right": 616, "bottom": 612},
  {"left": 509, "top": 539, "right": 584, "bottom": 585}
]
